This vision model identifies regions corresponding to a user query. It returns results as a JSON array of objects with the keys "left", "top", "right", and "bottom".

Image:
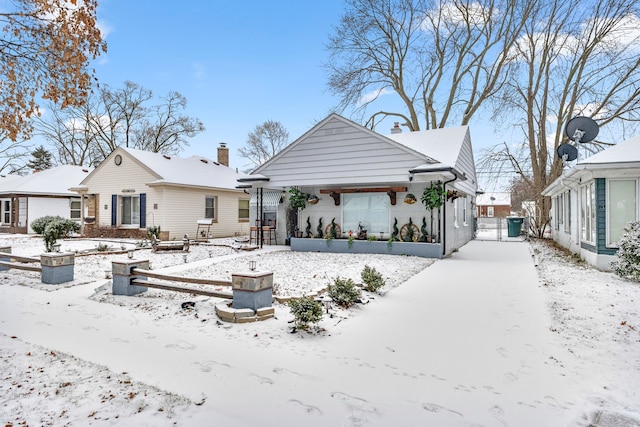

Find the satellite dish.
[
  {"left": 557, "top": 143, "right": 578, "bottom": 162},
  {"left": 565, "top": 116, "right": 599, "bottom": 143}
]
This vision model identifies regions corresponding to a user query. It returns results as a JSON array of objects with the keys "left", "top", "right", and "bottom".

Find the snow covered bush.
[
  {"left": 288, "top": 296, "right": 323, "bottom": 330},
  {"left": 40, "top": 217, "right": 80, "bottom": 252},
  {"left": 31, "top": 215, "right": 64, "bottom": 234},
  {"left": 361, "top": 265, "right": 385, "bottom": 293},
  {"left": 612, "top": 221, "right": 640, "bottom": 282},
  {"left": 328, "top": 277, "right": 361, "bottom": 308}
]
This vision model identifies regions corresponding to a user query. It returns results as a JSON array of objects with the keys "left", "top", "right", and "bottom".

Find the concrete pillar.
[
  {"left": 40, "top": 253, "right": 75, "bottom": 284},
  {"left": 0, "top": 246, "right": 10, "bottom": 271},
  {"left": 112, "top": 259, "right": 149, "bottom": 296},
  {"left": 231, "top": 270, "right": 273, "bottom": 310}
]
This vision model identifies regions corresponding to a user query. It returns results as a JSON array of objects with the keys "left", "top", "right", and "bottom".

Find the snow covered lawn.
[{"left": 1, "top": 234, "right": 639, "bottom": 426}]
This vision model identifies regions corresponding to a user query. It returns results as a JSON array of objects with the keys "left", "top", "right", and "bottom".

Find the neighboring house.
[
  {"left": 71, "top": 144, "right": 250, "bottom": 240},
  {"left": 239, "top": 113, "right": 478, "bottom": 258},
  {"left": 542, "top": 135, "right": 640, "bottom": 270},
  {"left": 0, "top": 165, "right": 92, "bottom": 234},
  {"left": 476, "top": 192, "right": 512, "bottom": 218}
]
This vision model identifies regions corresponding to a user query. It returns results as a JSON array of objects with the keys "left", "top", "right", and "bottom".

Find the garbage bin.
[{"left": 507, "top": 217, "right": 524, "bottom": 237}]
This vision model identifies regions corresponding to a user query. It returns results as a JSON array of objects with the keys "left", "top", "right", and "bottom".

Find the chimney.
[
  {"left": 390, "top": 122, "right": 402, "bottom": 134},
  {"left": 217, "top": 142, "right": 229, "bottom": 167}
]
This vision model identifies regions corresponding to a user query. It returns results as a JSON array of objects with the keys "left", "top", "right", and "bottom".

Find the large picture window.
[
  {"left": 581, "top": 182, "right": 595, "bottom": 243},
  {"left": 608, "top": 179, "right": 637, "bottom": 246},
  {"left": 342, "top": 193, "right": 390, "bottom": 234},
  {"left": 121, "top": 196, "right": 140, "bottom": 225}
]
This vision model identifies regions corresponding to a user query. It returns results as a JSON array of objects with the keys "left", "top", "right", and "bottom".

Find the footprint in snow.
[
  {"left": 288, "top": 399, "right": 322, "bottom": 415},
  {"left": 422, "top": 402, "right": 463, "bottom": 418},
  {"left": 165, "top": 340, "right": 196, "bottom": 350}
]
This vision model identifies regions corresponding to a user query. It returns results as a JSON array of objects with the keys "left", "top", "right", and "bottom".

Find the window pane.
[
  {"left": 609, "top": 180, "right": 637, "bottom": 245},
  {"left": 238, "top": 199, "right": 249, "bottom": 220},
  {"left": 121, "top": 196, "right": 140, "bottom": 225},
  {"left": 343, "top": 193, "right": 389, "bottom": 234},
  {"left": 205, "top": 196, "right": 215, "bottom": 219}
]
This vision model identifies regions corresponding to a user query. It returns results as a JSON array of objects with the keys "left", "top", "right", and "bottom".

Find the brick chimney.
[
  {"left": 217, "top": 142, "right": 229, "bottom": 167},
  {"left": 390, "top": 122, "right": 402, "bottom": 134}
]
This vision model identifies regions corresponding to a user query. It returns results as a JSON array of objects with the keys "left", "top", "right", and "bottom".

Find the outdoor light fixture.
[
  {"left": 53, "top": 243, "right": 61, "bottom": 253},
  {"left": 127, "top": 249, "right": 134, "bottom": 259},
  {"left": 249, "top": 260, "right": 256, "bottom": 271},
  {"left": 183, "top": 254, "right": 188, "bottom": 263},
  {"left": 322, "top": 295, "right": 333, "bottom": 314}
]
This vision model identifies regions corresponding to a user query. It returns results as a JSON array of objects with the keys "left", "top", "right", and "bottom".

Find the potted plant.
[{"left": 421, "top": 182, "right": 445, "bottom": 243}]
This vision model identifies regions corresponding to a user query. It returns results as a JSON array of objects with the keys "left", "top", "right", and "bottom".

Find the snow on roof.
[
  {"left": 385, "top": 126, "right": 469, "bottom": 167},
  {"left": 121, "top": 147, "right": 249, "bottom": 190},
  {"left": 579, "top": 134, "right": 640, "bottom": 165},
  {"left": 477, "top": 192, "right": 511, "bottom": 206},
  {"left": 0, "top": 173, "right": 25, "bottom": 193},
  {"left": 0, "top": 165, "right": 92, "bottom": 196}
]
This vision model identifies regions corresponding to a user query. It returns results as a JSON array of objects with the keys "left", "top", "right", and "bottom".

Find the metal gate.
[{"left": 475, "top": 217, "right": 528, "bottom": 241}]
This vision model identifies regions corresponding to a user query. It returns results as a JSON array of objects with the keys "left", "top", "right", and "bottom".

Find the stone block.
[
  {"left": 234, "top": 308, "right": 256, "bottom": 318},
  {"left": 235, "top": 316, "right": 257, "bottom": 324},
  {"left": 231, "top": 271, "right": 273, "bottom": 291},
  {"left": 41, "top": 264, "right": 74, "bottom": 284},
  {"left": 40, "top": 253, "right": 74, "bottom": 267},
  {"left": 256, "top": 307, "right": 275, "bottom": 316}
]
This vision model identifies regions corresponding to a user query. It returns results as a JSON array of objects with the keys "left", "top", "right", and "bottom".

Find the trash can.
[{"left": 507, "top": 217, "right": 524, "bottom": 237}]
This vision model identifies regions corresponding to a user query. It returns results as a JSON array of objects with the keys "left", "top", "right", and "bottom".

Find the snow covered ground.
[{"left": 0, "top": 234, "right": 639, "bottom": 426}]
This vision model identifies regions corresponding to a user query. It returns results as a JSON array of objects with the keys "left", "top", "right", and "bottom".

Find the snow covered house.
[
  {"left": 71, "top": 145, "right": 250, "bottom": 240},
  {"left": 238, "top": 113, "right": 478, "bottom": 258},
  {"left": 542, "top": 135, "right": 640, "bottom": 270},
  {"left": 0, "top": 165, "right": 92, "bottom": 234}
]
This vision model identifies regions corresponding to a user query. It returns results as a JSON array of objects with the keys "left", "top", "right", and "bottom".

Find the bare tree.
[
  {"left": 34, "top": 82, "right": 204, "bottom": 163},
  {"left": 0, "top": 0, "right": 106, "bottom": 141},
  {"left": 484, "top": 0, "right": 640, "bottom": 236},
  {"left": 239, "top": 120, "right": 290, "bottom": 171},
  {"left": 0, "top": 133, "right": 30, "bottom": 174},
  {"left": 132, "top": 91, "right": 205, "bottom": 155},
  {"left": 326, "top": 0, "right": 531, "bottom": 130}
]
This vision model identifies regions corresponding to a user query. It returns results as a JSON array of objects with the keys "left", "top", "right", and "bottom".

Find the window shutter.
[
  {"left": 140, "top": 193, "right": 146, "bottom": 228},
  {"left": 111, "top": 195, "right": 117, "bottom": 226}
]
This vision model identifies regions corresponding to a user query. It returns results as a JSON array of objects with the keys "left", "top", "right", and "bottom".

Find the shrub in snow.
[
  {"left": 41, "top": 218, "right": 80, "bottom": 252},
  {"left": 361, "top": 265, "right": 385, "bottom": 293},
  {"left": 328, "top": 277, "right": 361, "bottom": 308},
  {"left": 612, "top": 221, "right": 640, "bottom": 282},
  {"left": 31, "top": 215, "right": 65, "bottom": 234},
  {"left": 288, "top": 296, "right": 323, "bottom": 330}
]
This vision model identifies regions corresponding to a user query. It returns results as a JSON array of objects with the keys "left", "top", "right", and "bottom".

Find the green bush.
[
  {"left": 612, "top": 221, "right": 640, "bottom": 282},
  {"left": 95, "top": 242, "right": 112, "bottom": 252},
  {"left": 41, "top": 218, "right": 80, "bottom": 252},
  {"left": 328, "top": 277, "right": 361, "bottom": 308},
  {"left": 31, "top": 215, "right": 64, "bottom": 234},
  {"left": 288, "top": 296, "right": 323, "bottom": 330},
  {"left": 361, "top": 265, "right": 386, "bottom": 292},
  {"left": 147, "top": 225, "right": 161, "bottom": 240}
]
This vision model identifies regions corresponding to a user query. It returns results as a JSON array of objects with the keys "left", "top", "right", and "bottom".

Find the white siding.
[
  {"left": 258, "top": 116, "right": 425, "bottom": 187},
  {"left": 28, "top": 198, "right": 73, "bottom": 233}
]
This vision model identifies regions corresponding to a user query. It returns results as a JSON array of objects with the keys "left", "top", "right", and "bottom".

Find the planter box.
[{"left": 290, "top": 238, "right": 442, "bottom": 258}]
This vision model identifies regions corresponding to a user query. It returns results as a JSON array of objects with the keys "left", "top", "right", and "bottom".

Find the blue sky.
[{"left": 94, "top": 0, "right": 347, "bottom": 171}]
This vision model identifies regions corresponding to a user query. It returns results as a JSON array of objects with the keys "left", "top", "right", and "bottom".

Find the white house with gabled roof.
[
  {"left": 72, "top": 144, "right": 251, "bottom": 240},
  {"left": 0, "top": 165, "right": 92, "bottom": 234},
  {"left": 239, "top": 113, "right": 478, "bottom": 257},
  {"left": 542, "top": 135, "right": 640, "bottom": 270}
]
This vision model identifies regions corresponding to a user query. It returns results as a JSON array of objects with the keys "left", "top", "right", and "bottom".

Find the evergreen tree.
[{"left": 27, "top": 146, "right": 53, "bottom": 171}]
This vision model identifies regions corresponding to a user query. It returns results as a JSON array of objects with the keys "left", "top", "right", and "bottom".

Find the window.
[
  {"left": 453, "top": 198, "right": 459, "bottom": 227},
  {"left": 238, "top": 199, "right": 249, "bottom": 221},
  {"left": 70, "top": 198, "right": 81, "bottom": 220},
  {"left": 564, "top": 191, "right": 571, "bottom": 233},
  {"left": 462, "top": 196, "right": 467, "bottom": 225},
  {"left": 342, "top": 193, "right": 390, "bottom": 234},
  {"left": 1, "top": 199, "right": 10, "bottom": 225},
  {"left": 556, "top": 193, "right": 564, "bottom": 230},
  {"left": 580, "top": 182, "right": 595, "bottom": 243},
  {"left": 487, "top": 206, "right": 494, "bottom": 217},
  {"left": 121, "top": 196, "right": 140, "bottom": 225},
  {"left": 608, "top": 179, "right": 637, "bottom": 246},
  {"left": 205, "top": 196, "right": 216, "bottom": 219}
]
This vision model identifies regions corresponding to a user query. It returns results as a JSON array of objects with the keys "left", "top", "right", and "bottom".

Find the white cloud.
[{"left": 357, "top": 87, "right": 392, "bottom": 106}]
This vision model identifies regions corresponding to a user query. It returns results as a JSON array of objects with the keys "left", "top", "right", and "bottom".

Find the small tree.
[
  {"left": 421, "top": 182, "right": 445, "bottom": 242},
  {"left": 288, "top": 296, "right": 323, "bottom": 331},
  {"left": 328, "top": 277, "right": 361, "bottom": 308},
  {"left": 612, "top": 221, "right": 640, "bottom": 282},
  {"left": 361, "top": 265, "right": 385, "bottom": 293}
]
